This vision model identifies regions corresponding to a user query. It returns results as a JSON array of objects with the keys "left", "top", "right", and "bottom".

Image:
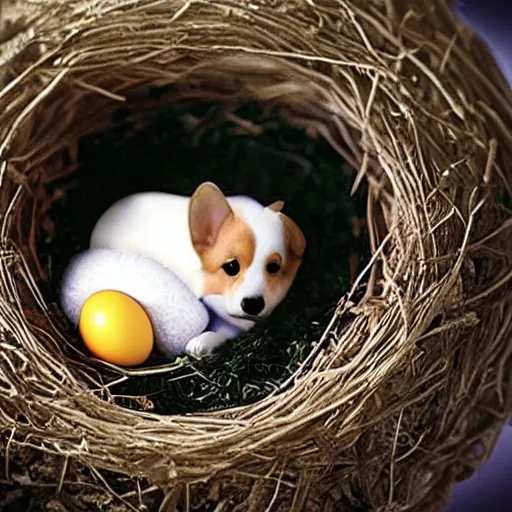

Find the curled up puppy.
[{"left": 89, "top": 182, "right": 306, "bottom": 358}]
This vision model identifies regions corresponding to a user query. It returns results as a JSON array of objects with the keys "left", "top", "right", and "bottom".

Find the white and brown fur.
[{"left": 90, "top": 182, "right": 306, "bottom": 357}]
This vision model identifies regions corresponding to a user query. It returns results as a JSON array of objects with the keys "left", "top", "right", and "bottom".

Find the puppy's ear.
[
  {"left": 280, "top": 213, "right": 306, "bottom": 260},
  {"left": 189, "top": 182, "right": 233, "bottom": 251},
  {"left": 267, "top": 200, "right": 285, "bottom": 212}
]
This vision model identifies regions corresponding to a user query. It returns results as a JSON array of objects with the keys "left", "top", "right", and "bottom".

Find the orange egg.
[{"left": 79, "top": 290, "right": 154, "bottom": 367}]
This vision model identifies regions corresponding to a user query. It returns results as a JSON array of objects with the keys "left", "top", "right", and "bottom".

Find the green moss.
[{"left": 39, "top": 101, "right": 368, "bottom": 415}]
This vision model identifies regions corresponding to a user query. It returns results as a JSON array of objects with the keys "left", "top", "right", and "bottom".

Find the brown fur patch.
[
  {"left": 280, "top": 249, "right": 303, "bottom": 297},
  {"left": 263, "top": 247, "right": 303, "bottom": 301},
  {"left": 272, "top": 214, "right": 306, "bottom": 301},
  {"left": 264, "top": 252, "right": 283, "bottom": 294},
  {"left": 280, "top": 213, "right": 306, "bottom": 260},
  {"left": 195, "top": 214, "right": 256, "bottom": 297}
]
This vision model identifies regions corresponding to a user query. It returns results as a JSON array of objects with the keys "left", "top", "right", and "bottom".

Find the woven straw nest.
[{"left": 1, "top": 0, "right": 512, "bottom": 511}]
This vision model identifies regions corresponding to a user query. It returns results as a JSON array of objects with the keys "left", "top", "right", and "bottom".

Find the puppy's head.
[{"left": 189, "top": 182, "right": 306, "bottom": 322}]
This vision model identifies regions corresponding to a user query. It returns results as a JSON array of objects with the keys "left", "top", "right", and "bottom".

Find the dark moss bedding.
[{"left": 39, "top": 101, "right": 368, "bottom": 415}]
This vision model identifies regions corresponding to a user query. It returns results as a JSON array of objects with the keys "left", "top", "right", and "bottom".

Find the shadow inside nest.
[{"left": 38, "top": 100, "right": 369, "bottom": 415}]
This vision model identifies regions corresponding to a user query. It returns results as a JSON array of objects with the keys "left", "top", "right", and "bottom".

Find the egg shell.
[
  {"left": 60, "top": 248, "right": 209, "bottom": 358},
  {"left": 79, "top": 290, "right": 154, "bottom": 366}
]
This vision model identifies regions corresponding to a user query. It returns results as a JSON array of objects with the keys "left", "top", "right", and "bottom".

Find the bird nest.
[{"left": 1, "top": 1, "right": 512, "bottom": 511}]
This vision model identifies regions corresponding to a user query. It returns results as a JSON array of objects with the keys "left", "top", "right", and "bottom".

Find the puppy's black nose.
[{"left": 241, "top": 296, "right": 265, "bottom": 316}]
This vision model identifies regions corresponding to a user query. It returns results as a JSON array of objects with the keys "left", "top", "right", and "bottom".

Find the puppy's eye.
[
  {"left": 222, "top": 259, "right": 240, "bottom": 276},
  {"left": 266, "top": 262, "right": 281, "bottom": 274}
]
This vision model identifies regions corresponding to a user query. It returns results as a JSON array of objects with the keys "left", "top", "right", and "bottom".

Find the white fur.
[
  {"left": 89, "top": 189, "right": 290, "bottom": 357},
  {"left": 90, "top": 193, "right": 204, "bottom": 296},
  {"left": 60, "top": 248, "right": 209, "bottom": 358},
  {"left": 224, "top": 199, "right": 287, "bottom": 318}
]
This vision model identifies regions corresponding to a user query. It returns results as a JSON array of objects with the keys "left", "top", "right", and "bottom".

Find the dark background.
[{"left": 443, "top": 1, "right": 512, "bottom": 511}]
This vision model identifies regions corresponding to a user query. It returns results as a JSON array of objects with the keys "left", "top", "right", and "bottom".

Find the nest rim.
[{"left": 1, "top": 1, "right": 512, "bottom": 510}]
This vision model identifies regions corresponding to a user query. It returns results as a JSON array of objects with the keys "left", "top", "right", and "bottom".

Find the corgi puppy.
[{"left": 90, "top": 182, "right": 306, "bottom": 358}]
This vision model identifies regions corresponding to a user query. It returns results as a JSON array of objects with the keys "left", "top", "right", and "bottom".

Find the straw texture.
[{"left": 1, "top": 0, "right": 512, "bottom": 510}]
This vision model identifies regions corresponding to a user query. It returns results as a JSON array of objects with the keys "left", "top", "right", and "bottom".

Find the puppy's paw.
[{"left": 185, "top": 331, "right": 226, "bottom": 359}]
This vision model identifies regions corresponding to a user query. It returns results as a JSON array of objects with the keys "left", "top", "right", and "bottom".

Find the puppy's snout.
[{"left": 241, "top": 296, "right": 265, "bottom": 316}]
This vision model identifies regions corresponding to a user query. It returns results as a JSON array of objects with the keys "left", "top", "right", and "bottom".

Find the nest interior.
[
  {"left": 37, "top": 99, "right": 369, "bottom": 416},
  {"left": 1, "top": 1, "right": 512, "bottom": 511}
]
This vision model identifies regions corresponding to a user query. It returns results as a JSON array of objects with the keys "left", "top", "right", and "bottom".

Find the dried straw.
[{"left": 1, "top": 0, "right": 512, "bottom": 510}]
